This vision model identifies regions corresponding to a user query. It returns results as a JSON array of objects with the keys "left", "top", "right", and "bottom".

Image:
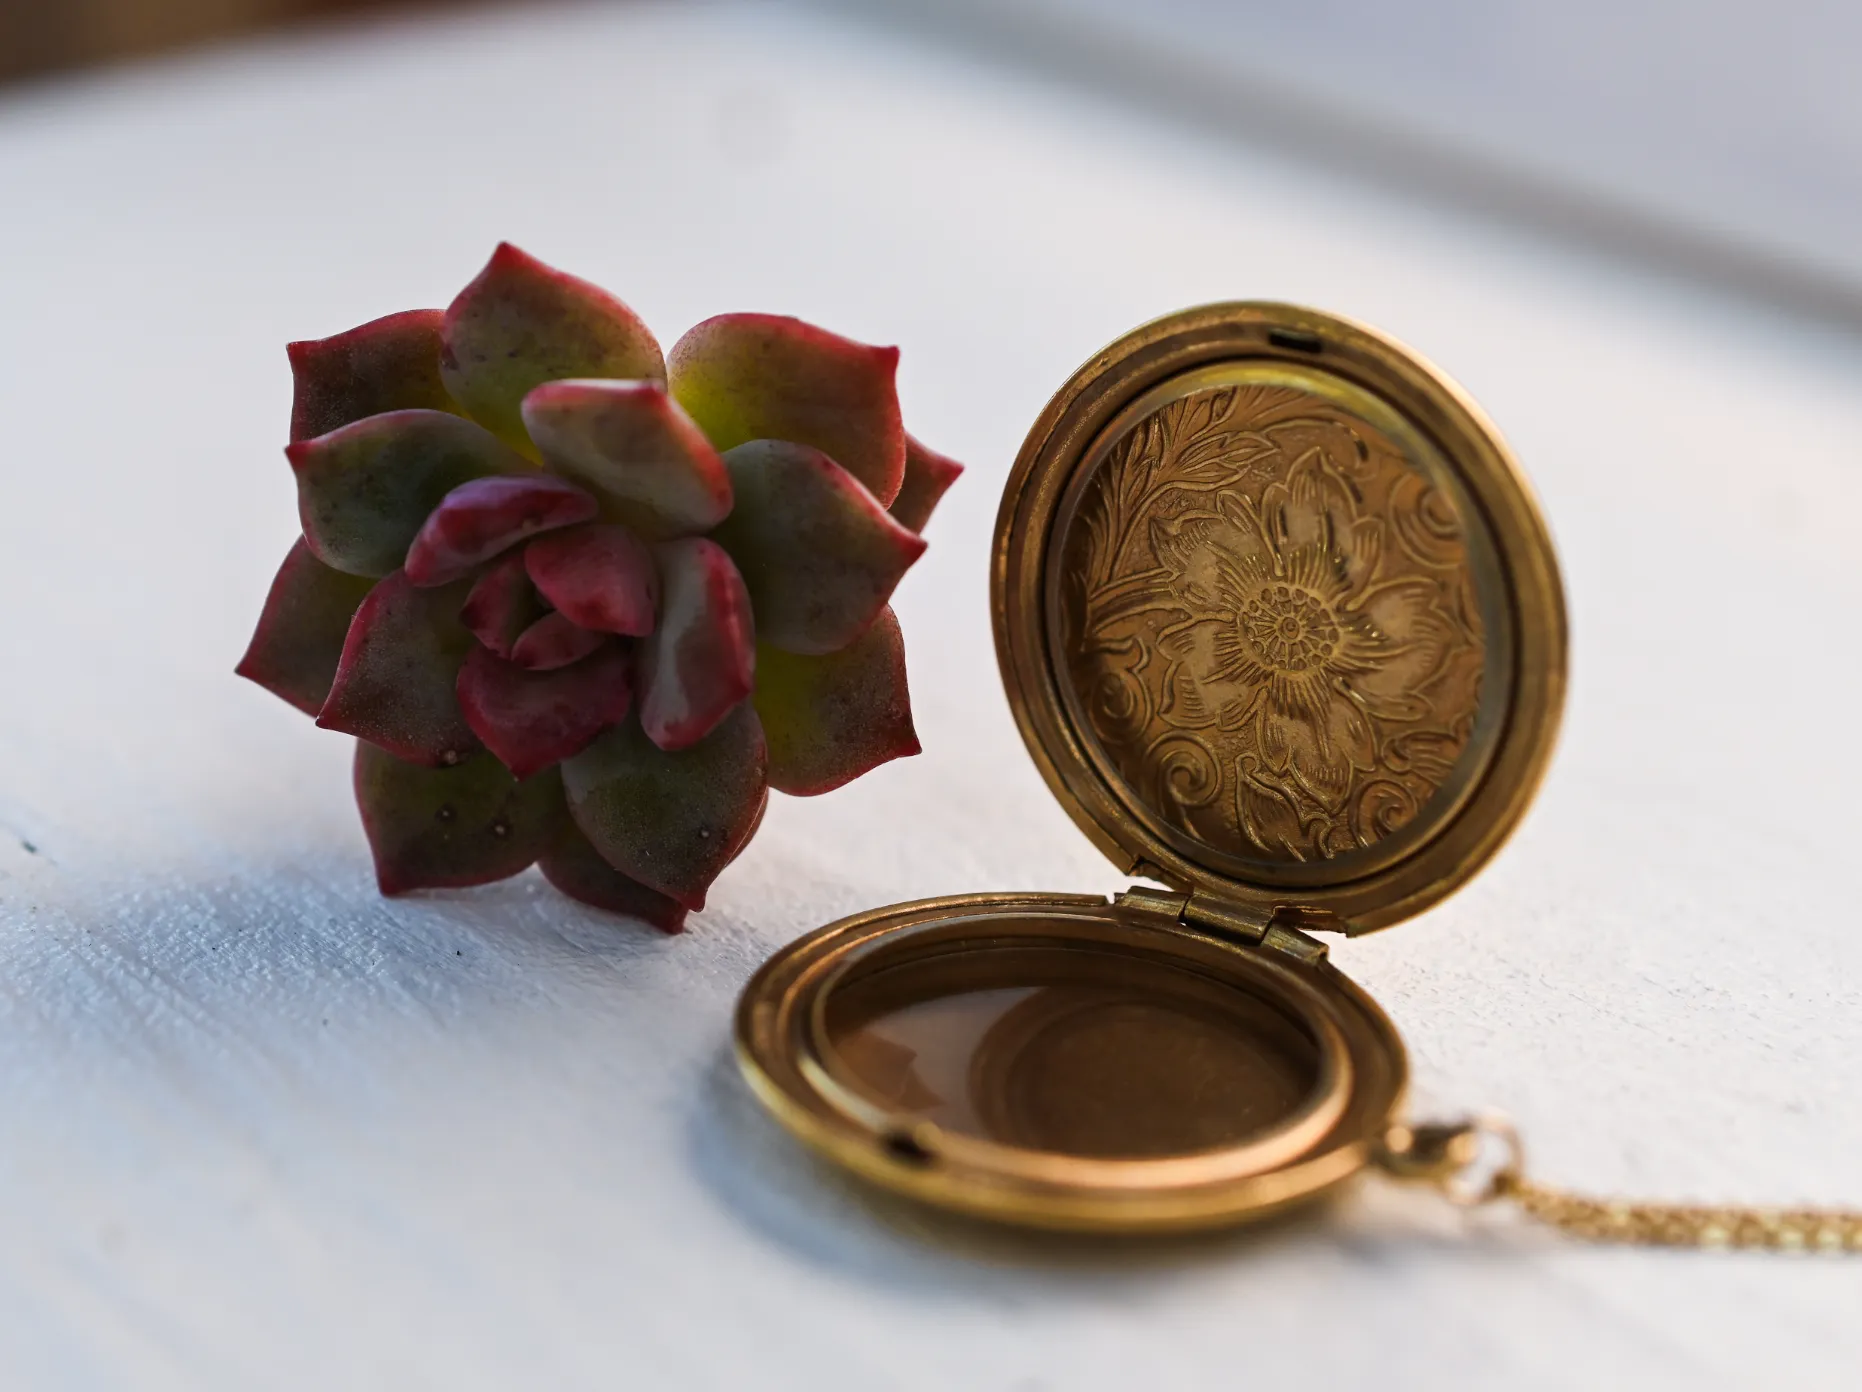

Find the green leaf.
[
  {"left": 353, "top": 742, "right": 564, "bottom": 895},
  {"left": 711, "top": 440, "right": 924, "bottom": 655},
  {"left": 562, "top": 705, "right": 767, "bottom": 911},
  {"left": 755, "top": 606, "right": 919, "bottom": 795},
  {"left": 289, "top": 409, "right": 532, "bottom": 578},
  {"left": 537, "top": 818, "right": 688, "bottom": 932},
  {"left": 667, "top": 312, "right": 906, "bottom": 504},
  {"left": 441, "top": 243, "right": 664, "bottom": 451}
]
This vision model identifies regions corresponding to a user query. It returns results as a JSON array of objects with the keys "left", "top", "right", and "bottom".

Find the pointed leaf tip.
[
  {"left": 456, "top": 643, "right": 632, "bottom": 781},
  {"left": 523, "top": 524, "right": 659, "bottom": 637},
  {"left": 755, "top": 607, "right": 919, "bottom": 796},
  {"left": 890, "top": 434, "right": 964, "bottom": 533},
  {"left": 712, "top": 440, "right": 925, "bottom": 656},
  {"left": 638, "top": 538, "right": 755, "bottom": 751},
  {"left": 353, "top": 742, "right": 564, "bottom": 895},
  {"left": 667, "top": 312, "right": 905, "bottom": 505},
  {"left": 404, "top": 473, "right": 597, "bottom": 587},
  {"left": 537, "top": 818, "right": 688, "bottom": 931},
  {"left": 522, "top": 378, "right": 732, "bottom": 540},
  {"left": 291, "top": 409, "right": 532, "bottom": 578},
  {"left": 288, "top": 308, "right": 461, "bottom": 443},
  {"left": 441, "top": 243, "right": 664, "bottom": 450},
  {"left": 317, "top": 570, "right": 480, "bottom": 766},
  {"left": 562, "top": 705, "right": 767, "bottom": 910},
  {"left": 237, "top": 539, "right": 378, "bottom": 716}
]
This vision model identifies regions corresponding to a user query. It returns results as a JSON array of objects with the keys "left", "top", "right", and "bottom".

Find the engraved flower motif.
[{"left": 1147, "top": 452, "right": 1454, "bottom": 853}]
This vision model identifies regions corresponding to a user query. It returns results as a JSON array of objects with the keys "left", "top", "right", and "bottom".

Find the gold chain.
[{"left": 1377, "top": 1116, "right": 1862, "bottom": 1252}]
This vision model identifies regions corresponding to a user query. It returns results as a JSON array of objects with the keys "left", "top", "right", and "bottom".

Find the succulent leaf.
[
  {"left": 236, "top": 539, "right": 378, "bottom": 716},
  {"left": 522, "top": 379, "right": 733, "bottom": 540},
  {"left": 441, "top": 243, "right": 664, "bottom": 451},
  {"left": 459, "top": 552, "right": 546, "bottom": 659},
  {"left": 404, "top": 474, "right": 598, "bottom": 587},
  {"left": 562, "top": 705, "right": 767, "bottom": 910},
  {"left": 289, "top": 409, "right": 532, "bottom": 578},
  {"left": 524, "top": 524, "right": 659, "bottom": 637},
  {"left": 667, "top": 313, "right": 906, "bottom": 504},
  {"left": 455, "top": 643, "right": 632, "bottom": 780},
  {"left": 711, "top": 440, "right": 925, "bottom": 656},
  {"left": 537, "top": 818, "right": 689, "bottom": 932},
  {"left": 890, "top": 434, "right": 964, "bottom": 533},
  {"left": 288, "top": 309, "right": 461, "bottom": 443},
  {"left": 637, "top": 538, "right": 755, "bottom": 751},
  {"left": 509, "top": 612, "right": 610, "bottom": 671},
  {"left": 754, "top": 607, "right": 919, "bottom": 795},
  {"left": 317, "top": 570, "right": 480, "bottom": 765},
  {"left": 353, "top": 742, "right": 564, "bottom": 895}
]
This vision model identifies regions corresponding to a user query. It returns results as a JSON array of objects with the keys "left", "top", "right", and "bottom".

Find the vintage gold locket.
[{"left": 735, "top": 305, "right": 1861, "bottom": 1249}]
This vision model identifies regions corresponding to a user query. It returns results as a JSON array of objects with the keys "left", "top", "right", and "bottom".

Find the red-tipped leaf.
[
  {"left": 562, "top": 705, "right": 767, "bottom": 911},
  {"left": 754, "top": 607, "right": 920, "bottom": 795},
  {"left": 317, "top": 571, "right": 480, "bottom": 766},
  {"left": 711, "top": 440, "right": 925, "bottom": 656},
  {"left": 667, "top": 312, "right": 906, "bottom": 504},
  {"left": 353, "top": 742, "right": 564, "bottom": 895},
  {"left": 537, "top": 819, "right": 689, "bottom": 932},
  {"left": 456, "top": 644, "right": 632, "bottom": 780},
  {"left": 637, "top": 538, "right": 755, "bottom": 751},
  {"left": 890, "top": 434, "right": 964, "bottom": 533},
  {"left": 523, "top": 524, "right": 659, "bottom": 637},
  {"left": 289, "top": 409, "right": 531, "bottom": 577},
  {"left": 288, "top": 309, "right": 461, "bottom": 443},
  {"left": 404, "top": 474, "right": 597, "bottom": 587},
  {"left": 440, "top": 243, "right": 664, "bottom": 450},
  {"left": 236, "top": 539, "right": 378, "bottom": 715},
  {"left": 522, "top": 379, "right": 733, "bottom": 540}
]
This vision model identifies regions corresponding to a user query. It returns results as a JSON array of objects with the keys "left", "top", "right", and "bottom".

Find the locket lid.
[{"left": 993, "top": 304, "right": 1566, "bottom": 932}]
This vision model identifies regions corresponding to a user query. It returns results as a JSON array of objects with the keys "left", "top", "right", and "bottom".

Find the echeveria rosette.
[{"left": 238, "top": 244, "right": 961, "bottom": 931}]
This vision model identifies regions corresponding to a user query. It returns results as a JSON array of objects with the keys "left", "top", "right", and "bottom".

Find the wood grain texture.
[{"left": 0, "top": 4, "right": 1858, "bottom": 1387}]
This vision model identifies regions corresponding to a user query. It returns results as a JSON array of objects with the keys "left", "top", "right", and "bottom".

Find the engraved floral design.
[{"left": 1064, "top": 385, "right": 1485, "bottom": 863}]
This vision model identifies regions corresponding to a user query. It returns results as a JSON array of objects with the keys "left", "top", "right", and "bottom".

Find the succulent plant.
[{"left": 238, "top": 244, "right": 961, "bottom": 932}]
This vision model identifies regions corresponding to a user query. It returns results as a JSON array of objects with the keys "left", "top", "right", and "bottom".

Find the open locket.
[{"left": 735, "top": 304, "right": 1566, "bottom": 1232}]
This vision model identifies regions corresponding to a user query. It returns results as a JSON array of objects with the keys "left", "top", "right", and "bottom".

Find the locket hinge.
[{"left": 1114, "top": 886, "right": 1332, "bottom": 964}]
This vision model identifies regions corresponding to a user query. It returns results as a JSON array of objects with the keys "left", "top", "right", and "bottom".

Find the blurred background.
[
  {"left": 6, "top": 0, "right": 1861, "bottom": 325},
  {"left": 0, "top": 0, "right": 517, "bottom": 83}
]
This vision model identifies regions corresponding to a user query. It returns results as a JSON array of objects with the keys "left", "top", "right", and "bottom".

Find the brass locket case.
[{"left": 736, "top": 304, "right": 1566, "bottom": 1232}]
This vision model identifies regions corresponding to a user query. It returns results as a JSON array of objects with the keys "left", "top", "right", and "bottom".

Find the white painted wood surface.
[{"left": 0, "top": 3, "right": 1858, "bottom": 1386}]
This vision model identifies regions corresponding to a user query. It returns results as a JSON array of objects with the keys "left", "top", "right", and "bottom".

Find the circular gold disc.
[
  {"left": 735, "top": 894, "right": 1408, "bottom": 1232},
  {"left": 995, "top": 305, "right": 1566, "bottom": 929}
]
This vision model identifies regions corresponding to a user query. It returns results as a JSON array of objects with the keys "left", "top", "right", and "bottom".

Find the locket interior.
[{"left": 735, "top": 304, "right": 1566, "bottom": 1232}]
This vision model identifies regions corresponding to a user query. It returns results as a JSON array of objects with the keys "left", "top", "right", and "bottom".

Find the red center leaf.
[
  {"left": 637, "top": 538, "right": 756, "bottom": 751},
  {"left": 405, "top": 474, "right": 598, "bottom": 587},
  {"left": 524, "top": 524, "right": 659, "bottom": 636},
  {"left": 509, "top": 612, "right": 610, "bottom": 671},
  {"left": 459, "top": 551, "right": 546, "bottom": 659},
  {"left": 455, "top": 643, "right": 634, "bottom": 781}
]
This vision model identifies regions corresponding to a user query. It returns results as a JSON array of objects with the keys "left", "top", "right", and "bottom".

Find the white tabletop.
[{"left": 1, "top": 3, "right": 1859, "bottom": 1387}]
